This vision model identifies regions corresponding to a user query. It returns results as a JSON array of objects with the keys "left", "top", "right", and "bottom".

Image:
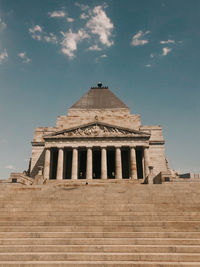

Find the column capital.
[
  {"left": 130, "top": 145, "right": 136, "bottom": 149},
  {"left": 143, "top": 145, "right": 149, "bottom": 149}
]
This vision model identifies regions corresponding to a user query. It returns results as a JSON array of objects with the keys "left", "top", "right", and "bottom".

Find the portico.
[{"left": 43, "top": 142, "right": 150, "bottom": 181}]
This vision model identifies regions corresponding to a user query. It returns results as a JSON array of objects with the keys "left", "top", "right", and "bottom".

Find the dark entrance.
[
  {"left": 107, "top": 148, "right": 115, "bottom": 179},
  {"left": 50, "top": 148, "right": 58, "bottom": 179},
  {"left": 78, "top": 149, "right": 87, "bottom": 179},
  {"left": 121, "top": 147, "right": 130, "bottom": 179},
  {"left": 92, "top": 149, "right": 101, "bottom": 179},
  {"left": 63, "top": 149, "right": 72, "bottom": 179},
  {"left": 136, "top": 148, "right": 144, "bottom": 179}
]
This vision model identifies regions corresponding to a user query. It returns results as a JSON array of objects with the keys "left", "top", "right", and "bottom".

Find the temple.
[{"left": 29, "top": 82, "right": 168, "bottom": 182}]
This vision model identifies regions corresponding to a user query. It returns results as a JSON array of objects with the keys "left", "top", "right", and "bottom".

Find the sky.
[{"left": 0, "top": 0, "right": 200, "bottom": 179}]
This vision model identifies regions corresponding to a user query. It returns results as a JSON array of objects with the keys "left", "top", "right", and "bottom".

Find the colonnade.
[{"left": 43, "top": 146, "right": 150, "bottom": 180}]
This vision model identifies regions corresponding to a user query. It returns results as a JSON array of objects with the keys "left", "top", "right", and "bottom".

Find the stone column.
[
  {"left": 86, "top": 147, "right": 92, "bottom": 179},
  {"left": 144, "top": 146, "right": 150, "bottom": 178},
  {"left": 130, "top": 146, "right": 137, "bottom": 179},
  {"left": 115, "top": 147, "right": 122, "bottom": 179},
  {"left": 101, "top": 147, "right": 107, "bottom": 179},
  {"left": 71, "top": 148, "right": 78, "bottom": 180},
  {"left": 56, "top": 148, "right": 64, "bottom": 180},
  {"left": 43, "top": 148, "right": 51, "bottom": 180}
]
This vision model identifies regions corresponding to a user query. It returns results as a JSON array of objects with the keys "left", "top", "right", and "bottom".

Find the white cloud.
[
  {"left": 162, "top": 47, "right": 172, "bottom": 56},
  {"left": 150, "top": 53, "right": 154, "bottom": 58},
  {"left": 160, "top": 39, "right": 175, "bottom": 44},
  {"left": 145, "top": 64, "right": 151, "bottom": 67},
  {"left": 88, "top": 44, "right": 102, "bottom": 51},
  {"left": 61, "top": 29, "right": 89, "bottom": 58},
  {"left": 101, "top": 54, "right": 107, "bottom": 58},
  {"left": 44, "top": 33, "right": 57, "bottom": 44},
  {"left": 131, "top": 30, "right": 150, "bottom": 46},
  {"left": 80, "top": 13, "right": 89, "bottom": 19},
  {"left": 0, "top": 49, "right": 8, "bottom": 64},
  {"left": 5, "top": 165, "right": 16, "bottom": 170},
  {"left": 67, "top": 17, "right": 74, "bottom": 23},
  {"left": 29, "top": 25, "right": 43, "bottom": 40},
  {"left": 75, "top": 2, "right": 89, "bottom": 11},
  {"left": 86, "top": 5, "right": 114, "bottom": 47},
  {"left": 18, "top": 52, "right": 31, "bottom": 63},
  {"left": 48, "top": 10, "right": 66, "bottom": 18}
]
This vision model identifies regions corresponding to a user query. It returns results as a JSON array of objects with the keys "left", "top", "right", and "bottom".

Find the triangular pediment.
[{"left": 44, "top": 122, "right": 150, "bottom": 139}]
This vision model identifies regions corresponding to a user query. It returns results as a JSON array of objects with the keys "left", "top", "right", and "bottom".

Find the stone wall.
[
  {"left": 30, "top": 146, "right": 45, "bottom": 178},
  {"left": 141, "top": 125, "right": 167, "bottom": 175},
  {"left": 56, "top": 109, "right": 141, "bottom": 130},
  {"left": 149, "top": 144, "right": 167, "bottom": 175}
]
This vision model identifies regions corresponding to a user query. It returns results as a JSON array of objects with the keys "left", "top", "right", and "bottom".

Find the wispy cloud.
[
  {"left": 61, "top": 29, "right": 89, "bottom": 59},
  {"left": 48, "top": 10, "right": 74, "bottom": 22},
  {"left": 0, "top": 49, "right": 8, "bottom": 64},
  {"left": 80, "top": 13, "right": 89, "bottom": 19},
  {"left": 44, "top": 33, "right": 58, "bottom": 44},
  {"left": 86, "top": 5, "right": 114, "bottom": 47},
  {"left": 162, "top": 47, "right": 172, "bottom": 56},
  {"left": 5, "top": 165, "right": 16, "bottom": 170},
  {"left": 48, "top": 10, "right": 66, "bottom": 18},
  {"left": 145, "top": 64, "right": 151, "bottom": 68},
  {"left": 75, "top": 2, "right": 89, "bottom": 11},
  {"left": 29, "top": 25, "right": 43, "bottom": 40},
  {"left": 67, "top": 17, "right": 74, "bottom": 23},
  {"left": 131, "top": 30, "right": 150, "bottom": 46},
  {"left": 88, "top": 44, "right": 102, "bottom": 51},
  {"left": 101, "top": 54, "right": 107, "bottom": 58},
  {"left": 160, "top": 39, "right": 175, "bottom": 44},
  {"left": 18, "top": 52, "right": 31, "bottom": 63}
]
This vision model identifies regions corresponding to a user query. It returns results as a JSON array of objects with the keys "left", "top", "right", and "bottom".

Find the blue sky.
[{"left": 0, "top": 0, "right": 200, "bottom": 179}]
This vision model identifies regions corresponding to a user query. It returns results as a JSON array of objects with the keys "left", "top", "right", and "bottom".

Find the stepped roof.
[{"left": 70, "top": 82, "right": 129, "bottom": 109}]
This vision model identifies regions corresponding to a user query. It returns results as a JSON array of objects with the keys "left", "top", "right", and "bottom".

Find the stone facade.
[{"left": 30, "top": 83, "right": 168, "bottom": 181}]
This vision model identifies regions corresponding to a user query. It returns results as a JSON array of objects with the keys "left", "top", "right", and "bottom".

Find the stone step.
[
  {"left": 1, "top": 211, "right": 200, "bottom": 216},
  {"left": 1, "top": 244, "right": 200, "bottom": 253},
  {"left": 0, "top": 226, "right": 199, "bottom": 232},
  {"left": 1, "top": 206, "right": 200, "bottom": 212},
  {"left": 0, "top": 220, "right": 199, "bottom": 228},
  {"left": 0, "top": 261, "right": 200, "bottom": 266},
  {"left": 1, "top": 238, "right": 200, "bottom": 245},
  {"left": 0, "top": 231, "right": 200, "bottom": 239},
  {"left": 0, "top": 252, "right": 199, "bottom": 261},
  {"left": 1, "top": 215, "right": 200, "bottom": 221}
]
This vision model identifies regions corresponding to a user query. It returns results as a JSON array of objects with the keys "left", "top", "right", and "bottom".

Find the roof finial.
[{"left": 97, "top": 82, "right": 102, "bottom": 88}]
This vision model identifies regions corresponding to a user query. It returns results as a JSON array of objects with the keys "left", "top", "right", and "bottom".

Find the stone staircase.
[{"left": 0, "top": 182, "right": 200, "bottom": 266}]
